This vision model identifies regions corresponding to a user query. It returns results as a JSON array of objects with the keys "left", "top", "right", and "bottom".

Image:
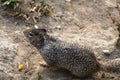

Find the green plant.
[
  {"left": 35, "top": 1, "right": 53, "bottom": 16},
  {"left": 37, "top": 72, "right": 43, "bottom": 80},
  {"left": 1, "top": 0, "right": 20, "bottom": 9}
]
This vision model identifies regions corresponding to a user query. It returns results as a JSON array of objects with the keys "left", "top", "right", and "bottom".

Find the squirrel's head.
[{"left": 23, "top": 28, "right": 47, "bottom": 48}]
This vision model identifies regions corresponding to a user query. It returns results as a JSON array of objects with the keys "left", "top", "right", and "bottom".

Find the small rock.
[
  {"left": 115, "top": 58, "right": 120, "bottom": 60},
  {"left": 103, "top": 50, "right": 110, "bottom": 53},
  {"left": 103, "top": 50, "right": 111, "bottom": 56},
  {"left": 97, "top": 56, "right": 102, "bottom": 60},
  {"left": 34, "top": 25, "right": 39, "bottom": 29},
  {"left": 56, "top": 25, "right": 61, "bottom": 29},
  {"left": 56, "top": 12, "right": 64, "bottom": 17},
  {"left": 65, "top": 0, "right": 71, "bottom": 2}
]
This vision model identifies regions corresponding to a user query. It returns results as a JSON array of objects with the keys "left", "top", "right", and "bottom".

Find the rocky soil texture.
[{"left": 0, "top": 0, "right": 120, "bottom": 80}]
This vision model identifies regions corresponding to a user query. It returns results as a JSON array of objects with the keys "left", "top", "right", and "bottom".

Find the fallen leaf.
[{"left": 18, "top": 64, "right": 23, "bottom": 71}]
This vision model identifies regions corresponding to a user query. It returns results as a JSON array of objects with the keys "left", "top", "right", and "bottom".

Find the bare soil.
[{"left": 0, "top": 0, "right": 120, "bottom": 80}]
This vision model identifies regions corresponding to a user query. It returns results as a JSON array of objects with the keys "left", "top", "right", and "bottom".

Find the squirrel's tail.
[{"left": 98, "top": 58, "right": 120, "bottom": 73}]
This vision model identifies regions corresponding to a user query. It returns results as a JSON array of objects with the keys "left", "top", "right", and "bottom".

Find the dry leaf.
[{"left": 17, "top": 64, "right": 23, "bottom": 71}]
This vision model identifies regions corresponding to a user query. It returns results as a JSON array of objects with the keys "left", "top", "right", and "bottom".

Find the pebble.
[
  {"left": 65, "top": 0, "right": 71, "bottom": 2},
  {"left": 34, "top": 25, "right": 39, "bottom": 29},
  {"left": 103, "top": 50, "right": 110, "bottom": 56},
  {"left": 103, "top": 50, "right": 110, "bottom": 53}
]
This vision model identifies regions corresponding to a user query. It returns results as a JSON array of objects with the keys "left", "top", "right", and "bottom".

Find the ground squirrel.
[{"left": 23, "top": 28, "right": 120, "bottom": 78}]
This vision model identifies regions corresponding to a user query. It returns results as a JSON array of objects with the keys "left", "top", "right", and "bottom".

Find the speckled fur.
[{"left": 24, "top": 28, "right": 120, "bottom": 78}]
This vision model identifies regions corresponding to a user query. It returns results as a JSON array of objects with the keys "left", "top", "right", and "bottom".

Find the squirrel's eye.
[{"left": 29, "top": 32, "right": 33, "bottom": 37}]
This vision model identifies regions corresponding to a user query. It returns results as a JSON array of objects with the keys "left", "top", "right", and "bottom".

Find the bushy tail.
[{"left": 98, "top": 58, "right": 120, "bottom": 74}]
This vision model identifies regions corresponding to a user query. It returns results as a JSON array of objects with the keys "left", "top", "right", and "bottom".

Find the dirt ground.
[{"left": 0, "top": 0, "right": 120, "bottom": 80}]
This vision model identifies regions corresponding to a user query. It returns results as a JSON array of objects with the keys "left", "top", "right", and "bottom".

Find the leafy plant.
[
  {"left": 35, "top": 1, "right": 54, "bottom": 16},
  {"left": 1, "top": 0, "right": 20, "bottom": 9},
  {"left": 1, "top": 0, "right": 54, "bottom": 23}
]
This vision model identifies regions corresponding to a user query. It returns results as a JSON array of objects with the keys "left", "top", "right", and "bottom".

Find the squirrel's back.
[{"left": 24, "top": 28, "right": 120, "bottom": 78}]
